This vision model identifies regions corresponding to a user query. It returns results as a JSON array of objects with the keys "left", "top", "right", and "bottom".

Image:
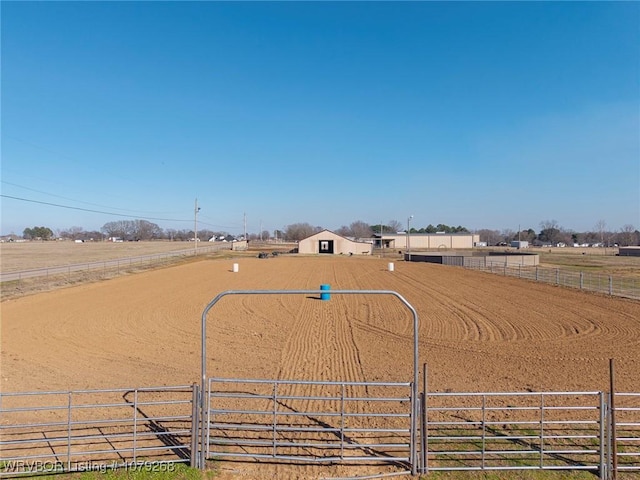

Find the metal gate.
[
  {"left": 205, "top": 378, "right": 413, "bottom": 466},
  {"left": 197, "top": 289, "right": 421, "bottom": 474}
]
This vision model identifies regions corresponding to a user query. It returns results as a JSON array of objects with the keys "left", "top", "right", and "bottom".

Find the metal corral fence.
[
  {"left": 421, "top": 391, "right": 606, "bottom": 475},
  {"left": 0, "top": 385, "right": 198, "bottom": 477},
  {"left": 205, "top": 377, "right": 413, "bottom": 465},
  {"left": 0, "top": 244, "right": 231, "bottom": 283},
  {"left": 615, "top": 393, "right": 640, "bottom": 474},
  {"left": 2, "top": 385, "right": 639, "bottom": 478},
  {"left": 456, "top": 258, "right": 640, "bottom": 300}
]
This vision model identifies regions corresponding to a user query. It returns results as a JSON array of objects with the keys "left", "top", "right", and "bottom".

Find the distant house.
[{"left": 298, "top": 229, "right": 373, "bottom": 255}]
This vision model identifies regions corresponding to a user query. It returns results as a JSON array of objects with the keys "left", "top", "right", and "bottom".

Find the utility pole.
[
  {"left": 407, "top": 215, "right": 413, "bottom": 261},
  {"left": 194, "top": 198, "right": 200, "bottom": 255},
  {"left": 243, "top": 212, "right": 247, "bottom": 241}
]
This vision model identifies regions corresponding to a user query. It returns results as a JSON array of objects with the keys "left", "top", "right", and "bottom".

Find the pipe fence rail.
[
  {"left": 458, "top": 261, "right": 640, "bottom": 300},
  {"left": 0, "top": 244, "right": 231, "bottom": 283},
  {"left": 205, "top": 378, "right": 413, "bottom": 465},
  {"left": 0, "top": 385, "right": 197, "bottom": 477},
  {"left": 420, "top": 391, "right": 606, "bottom": 476},
  {"left": 2, "top": 385, "right": 639, "bottom": 478},
  {"left": 614, "top": 392, "right": 640, "bottom": 473}
]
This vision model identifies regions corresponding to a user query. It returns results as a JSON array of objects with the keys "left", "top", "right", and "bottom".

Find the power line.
[
  {"left": 2, "top": 194, "right": 240, "bottom": 231},
  {"left": 1, "top": 180, "right": 182, "bottom": 215},
  {"left": 1, "top": 194, "right": 190, "bottom": 222}
]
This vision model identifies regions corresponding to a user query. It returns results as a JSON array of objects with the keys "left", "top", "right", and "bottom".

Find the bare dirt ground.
[{"left": 2, "top": 255, "right": 639, "bottom": 478}]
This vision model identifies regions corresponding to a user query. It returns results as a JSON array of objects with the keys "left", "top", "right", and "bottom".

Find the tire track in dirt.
[
  {"left": 390, "top": 265, "right": 640, "bottom": 363},
  {"left": 258, "top": 260, "right": 374, "bottom": 425},
  {"left": 443, "top": 270, "right": 640, "bottom": 357}
]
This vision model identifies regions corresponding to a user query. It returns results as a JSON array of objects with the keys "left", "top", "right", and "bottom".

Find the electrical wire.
[
  {"left": 1, "top": 194, "right": 241, "bottom": 231},
  {"left": 1, "top": 180, "right": 182, "bottom": 215},
  {"left": 1, "top": 194, "right": 190, "bottom": 222}
]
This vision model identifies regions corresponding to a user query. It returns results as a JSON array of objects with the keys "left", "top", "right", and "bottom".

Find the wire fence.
[
  {"left": 456, "top": 261, "right": 640, "bottom": 300},
  {"left": 0, "top": 243, "right": 231, "bottom": 284}
]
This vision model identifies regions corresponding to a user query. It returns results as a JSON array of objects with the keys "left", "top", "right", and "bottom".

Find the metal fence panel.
[
  {"left": 615, "top": 393, "right": 640, "bottom": 473},
  {"left": 0, "top": 386, "right": 195, "bottom": 476},
  {"left": 463, "top": 264, "right": 640, "bottom": 300},
  {"left": 206, "top": 378, "right": 413, "bottom": 466},
  {"left": 422, "top": 392, "right": 605, "bottom": 475}
]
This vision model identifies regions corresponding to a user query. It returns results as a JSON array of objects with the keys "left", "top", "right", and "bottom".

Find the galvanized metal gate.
[
  {"left": 205, "top": 378, "right": 414, "bottom": 465},
  {"left": 197, "top": 290, "right": 421, "bottom": 474}
]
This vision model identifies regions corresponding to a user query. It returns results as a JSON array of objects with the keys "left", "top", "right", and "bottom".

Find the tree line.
[
  {"left": 13, "top": 218, "right": 640, "bottom": 247},
  {"left": 277, "top": 219, "right": 639, "bottom": 246}
]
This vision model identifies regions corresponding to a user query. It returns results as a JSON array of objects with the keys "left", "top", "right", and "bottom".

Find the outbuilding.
[
  {"left": 619, "top": 247, "right": 640, "bottom": 257},
  {"left": 298, "top": 230, "right": 373, "bottom": 255},
  {"left": 372, "top": 232, "right": 480, "bottom": 250}
]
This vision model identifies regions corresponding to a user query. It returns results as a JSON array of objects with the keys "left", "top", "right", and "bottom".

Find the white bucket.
[
  {"left": 388, "top": 262, "right": 394, "bottom": 272},
  {"left": 232, "top": 263, "right": 239, "bottom": 273}
]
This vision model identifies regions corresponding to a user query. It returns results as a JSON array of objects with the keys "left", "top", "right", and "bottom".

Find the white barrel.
[
  {"left": 388, "top": 262, "right": 394, "bottom": 272},
  {"left": 232, "top": 263, "right": 239, "bottom": 273}
]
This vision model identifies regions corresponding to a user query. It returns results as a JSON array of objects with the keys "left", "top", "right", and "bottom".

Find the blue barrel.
[{"left": 320, "top": 284, "right": 331, "bottom": 301}]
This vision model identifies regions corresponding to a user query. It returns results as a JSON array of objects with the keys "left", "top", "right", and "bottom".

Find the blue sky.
[{"left": 2, "top": 1, "right": 638, "bottom": 236}]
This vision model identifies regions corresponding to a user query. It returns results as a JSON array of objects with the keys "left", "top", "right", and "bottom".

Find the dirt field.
[
  {"left": 0, "top": 240, "right": 216, "bottom": 272},
  {"left": 2, "top": 255, "right": 639, "bottom": 478}
]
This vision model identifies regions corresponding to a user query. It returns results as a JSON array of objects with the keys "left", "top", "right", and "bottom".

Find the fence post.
[
  {"left": 422, "top": 363, "right": 428, "bottom": 474},
  {"left": 556, "top": 268, "right": 559, "bottom": 285},
  {"left": 610, "top": 359, "right": 618, "bottom": 480},
  {"left": 482, "top": 395, "right": 486, "bottom": 469},
  {"left": 580, "top": 272, "right": 584, "bottom": 290},
  {"left": 190, "top": 383, "right": 200, "bottom": 468},
  {"left": 540, "top": 393, "right": 545, "bottom": 469},
  {"left": 133, "top": 389, "right": 138, "bottom": 462},
  {"left": 200, "top": 379, "right": 207, "bottom": 470},
  {"left": 340, "top": 384, "right": 345, "bottom": 460},
  {"left": 67, "top": 392, "right": 72, "bottom": 471},
  {"left": 609, "top": 276, "right": 613, "bottom": 296},
  {"left": 600, "top": 391, "right": 607, "bottom": 480},
  {"left": 272, "top": 382, "right": 279, "bottom": 457}
]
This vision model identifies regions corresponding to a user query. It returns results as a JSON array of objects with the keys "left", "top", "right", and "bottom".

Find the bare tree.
[
  {"left": 539, "top": 220, "right": 562, "bottom": 245},
  {"left": 335, "top": 225, "right": 351, "bottom": 237},
  {"left": 165, "top": 228, "right": 178, "bottom": 241},
  {"left": 349, "top": 220, "right": 372, "bottom": 240},
  {"left": 501, "top": 229, "right": 515, "bottom": 243},
  {"left": 475, "top": 229, "right": 500, "bottom": 245},
  {"left": 284, "top": 223, "right": 320, "bottom": 241},
  {"left": 101, "top": 221, "right": 133, "bottom": 240},
  {"left": 132, "top": 220, "right": 162, "bottom": 240},
  {"left": 594, "top": 219, "right": 607, "bottom": 245},
  {"left": 388, "top": 220, "right": 403, "bottom": 233},
  {"left": 66, "top": 226, "right": 84, "bottom": 240},
  {"left": 617, "top": 224, "right": 638, "bottom": 246}
]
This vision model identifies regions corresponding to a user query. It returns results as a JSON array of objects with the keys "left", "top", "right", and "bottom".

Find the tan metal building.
[
  {"left": 374, "top": 233, "right": 480, "bottom": 251},
  {"left": 298, "top": 230, "right": 374, "bottom": 255}
]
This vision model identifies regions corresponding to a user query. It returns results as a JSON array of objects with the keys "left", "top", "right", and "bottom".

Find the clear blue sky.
[{"left": 2, "top": 1, "right": 639, "bottom": 237}]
